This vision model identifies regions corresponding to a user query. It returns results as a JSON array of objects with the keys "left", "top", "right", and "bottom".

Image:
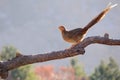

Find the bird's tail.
[{"left": 82, "top": 3, "right": 117, "bottom": 33}]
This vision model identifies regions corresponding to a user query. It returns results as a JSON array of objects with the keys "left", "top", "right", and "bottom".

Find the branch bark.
[{"left": 0, "top": 34, "right": 120, "bottom": 79}]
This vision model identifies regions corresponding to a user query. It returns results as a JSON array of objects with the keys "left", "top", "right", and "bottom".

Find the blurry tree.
[
  {"left": 0, "top": 46, "right": 16, "bottom": 61},
  {"left": 35, "top": 65, "right": 75, "bottom": 80},
  {"left": 11, "top": 65, "right": 38, "bottom": 80},
  {"left": 60, "top": 66, "right": 75, "bottom": 80},
  {"left": 89, "top": 57, "right": 120, "bottom": 80},
  {"left": 70, "top": 57, "right": 86, "bottom": 80},
  {"left": 25, "top": 67, "right": 39, "bottom": 80},
  {"left": 0, "top": 46, "right": 38, "bottom": 80},
  {"left": 35, "top": 65, "right": 55, "bottom": 80}
]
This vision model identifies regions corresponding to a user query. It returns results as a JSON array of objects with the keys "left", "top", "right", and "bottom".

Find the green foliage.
[
  {"left": 11, "top": 65, "right": 31, "bottom": 80},
  {"left": 26, "top": 67, "right": 39, "bottom": 80},
  {"left": 0, "top": 46, "right": 17, "bottom": 61},
  {"left": 11, "top": 65, "right": 38, "bottom": 80},
  {"left": 70, "top": 57, "right": 86, "bottom": 77},
  {"left": 90, "top": 57, "right": 120, "bottom": 80},
  {"left": 70, "top": 57, "right": 78, "bottom": 67},
  {"left": 0, "top": 45, "right": 38, "bottom": 80}
]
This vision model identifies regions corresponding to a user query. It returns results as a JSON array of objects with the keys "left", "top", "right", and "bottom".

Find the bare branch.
[
  {"left": 76, "top": 33, "right": 120, "bottom": 48},
  {"left": 0, "top": 34, "right": 120, "bottom": 79}
]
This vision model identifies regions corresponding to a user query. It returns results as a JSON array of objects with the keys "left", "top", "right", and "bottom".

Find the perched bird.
[{"left": 59, "top": 3, "right": 117, "bottom": 44}]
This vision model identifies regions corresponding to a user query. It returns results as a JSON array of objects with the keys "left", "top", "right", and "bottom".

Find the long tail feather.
[{"left": 82, "top": 3, "right": 118, "bottom": 33}]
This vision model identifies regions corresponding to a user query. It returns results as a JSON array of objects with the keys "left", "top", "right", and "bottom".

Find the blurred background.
[{"left": 0, "top": 0, "right": 120, "bottom": 80}]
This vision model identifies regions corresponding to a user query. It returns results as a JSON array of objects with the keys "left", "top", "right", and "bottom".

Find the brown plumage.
[{"left": 59, "top": 4, "right": 117, "bottom": 44}]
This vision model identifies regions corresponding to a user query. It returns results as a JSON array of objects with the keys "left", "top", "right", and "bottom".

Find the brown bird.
[{"left": 59, "top": 3, "right": 117, "bottom": 44}]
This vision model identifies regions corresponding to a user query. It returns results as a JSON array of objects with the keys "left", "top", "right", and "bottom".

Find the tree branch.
[{"left": 0, "top": 34, "right": 120, "bottom": 79}]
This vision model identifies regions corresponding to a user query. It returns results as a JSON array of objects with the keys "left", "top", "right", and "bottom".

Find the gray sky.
[{"left": 0, "top": 0, "right": 120, "bottom": 74}]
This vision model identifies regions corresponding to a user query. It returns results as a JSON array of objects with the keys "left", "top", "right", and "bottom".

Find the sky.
[{"left": 0, "top": 0, "right": 120, "bottom": 75}]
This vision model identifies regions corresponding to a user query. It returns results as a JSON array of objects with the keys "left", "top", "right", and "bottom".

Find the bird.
[{"left": 59, "top": 3, "right": 117, "bottom": 44}]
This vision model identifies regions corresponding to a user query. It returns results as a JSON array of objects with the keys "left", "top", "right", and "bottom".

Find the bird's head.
[{"left": 58, "top": 26, "right": 66, "bottom": 32}]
